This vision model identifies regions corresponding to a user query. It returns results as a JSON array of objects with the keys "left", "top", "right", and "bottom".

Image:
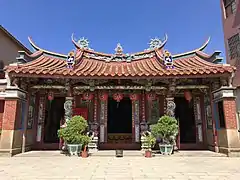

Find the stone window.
[
  {"left": 224, "top": 0, "right": 237, "bottom": 18},
  {"left": 218, "top": 101, "right": 226, "bottom": 128},
  {"left": 228, "top": 33, "right": 240, "bottom": 59}
]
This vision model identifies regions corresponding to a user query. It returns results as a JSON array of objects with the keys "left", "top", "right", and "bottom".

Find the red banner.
[{"left": 72, "top": 108, "right": 88, "bottom": 121}]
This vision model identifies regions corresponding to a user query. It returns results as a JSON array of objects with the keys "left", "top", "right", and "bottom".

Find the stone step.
[
  {"left": 90, "top": 150, "right": 144, "bottom": 157},
  {"left": 14, "top": 150, "right": 227, "bottom": 157}
]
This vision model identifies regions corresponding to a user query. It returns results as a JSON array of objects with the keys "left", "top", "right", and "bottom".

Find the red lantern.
[
  {"left": 129, "top": 93, "right": 139, "bottom": 101},
  {"left": 146, "top": 92, "right": 156, "bottom": 101},
  {"left": 99, "top": 92, "right": 108, "bottom": 101},
  {"left": 82, "top": 92, "right": 94, "bottom": 101},
  {"left": 48, "top": 91, "right": 54, "bottom": 101},
  {"left": 113, "top": 93, "right": 123, "bottom": 102},
  {"left": 184, "top": 90, "right": 192, "bottom": 102}
]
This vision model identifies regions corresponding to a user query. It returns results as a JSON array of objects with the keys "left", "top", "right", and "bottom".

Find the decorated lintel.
[
  {"left": 164, "top": 50, "right": 174, "bottom": 69},
  {"left": 66, "top": 51, "right": 75, "bottom": 69}
]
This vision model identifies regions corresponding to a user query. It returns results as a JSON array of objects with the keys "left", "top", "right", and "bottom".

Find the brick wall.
[
  {"left": 223, "top": 98, "right": 237, "bottom": 129},
  {"left": 2, "top": 100, "right": 18, "bottom": 130}
]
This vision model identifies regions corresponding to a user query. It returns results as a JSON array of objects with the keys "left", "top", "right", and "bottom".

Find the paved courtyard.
[{"left": 0, "top": 151, "right": 240, "bottom": 180}]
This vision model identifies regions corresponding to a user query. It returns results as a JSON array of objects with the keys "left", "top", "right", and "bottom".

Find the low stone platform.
[{"left": 14, "top": 150, "right": 227, "bottom": 157}]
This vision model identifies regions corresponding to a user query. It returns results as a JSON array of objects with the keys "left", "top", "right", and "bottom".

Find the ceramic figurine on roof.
[
  {"left": 115, "top": 43, "right": 123, "bottom": 56},
  {"left": 66, "top": 51, "right": 75, "bottom": 69},
  {"left": 164, "top": 50, "right": 174, "bottom": 69}
]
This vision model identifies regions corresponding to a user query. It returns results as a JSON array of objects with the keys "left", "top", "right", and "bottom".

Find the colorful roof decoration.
[{"left": 5, "top": 35, "right": 235, "bottom": 78}]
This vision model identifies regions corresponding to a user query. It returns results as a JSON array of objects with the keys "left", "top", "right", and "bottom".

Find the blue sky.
[{"left": 0, "top": 0, "right": 225, "bottom": 59}]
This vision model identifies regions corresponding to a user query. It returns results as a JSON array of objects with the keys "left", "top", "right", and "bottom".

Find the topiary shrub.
[
  {"left": 58, "top": 116, "right": 90, "bottom": 144},
  {"left": 151, "top": 115, "right": 178, "bottom": 145}
]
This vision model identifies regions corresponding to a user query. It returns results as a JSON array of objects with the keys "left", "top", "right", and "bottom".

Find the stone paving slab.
[{"left": 0, "top": 155, "right": 239, "bottom": 180}]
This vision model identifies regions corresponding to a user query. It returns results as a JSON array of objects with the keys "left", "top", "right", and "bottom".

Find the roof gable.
[{"left": 0, "top": 25, "right": 31, "bottom": 54}]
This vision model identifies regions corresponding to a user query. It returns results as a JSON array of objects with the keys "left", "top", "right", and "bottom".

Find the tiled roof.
[{"left": 5, "top": 50, "right": 235, "bottom": 78}]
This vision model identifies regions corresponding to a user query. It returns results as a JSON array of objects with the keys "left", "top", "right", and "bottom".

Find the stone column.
[
  {"left": 165, "top": 81, "right": 178, "bottom": 150},
  {"left": 212, "top": 86, "right": 240, "bottom": 156},
  {"left": 64, "top": 85, "right": 73, "bottom": 123},
  {"left": 165, "top": 80, "right": 176, "bottom": 117},
  {"left": 0, "top": 87, "right": 27, "bottom": 156},
  {"left": 61, "top": 85, "right": 73, "bottom": 151},
  {"left": 99, "top": 91, "right": 108, "bottom": 143},
  {"left": 89, "top": 91, "right": 98, "bottom": 135}
]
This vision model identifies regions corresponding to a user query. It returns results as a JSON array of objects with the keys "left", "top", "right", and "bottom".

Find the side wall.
[{"left": 0, "top": 30, "right": 26, "bottom": 65}]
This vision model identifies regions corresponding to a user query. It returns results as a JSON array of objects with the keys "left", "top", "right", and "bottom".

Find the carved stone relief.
[
  {"left": 165, "top": 97, "right": 176, "bottom": 117},
  {"left": 64, "top": 97, "right": 73, "bottom": 122}
]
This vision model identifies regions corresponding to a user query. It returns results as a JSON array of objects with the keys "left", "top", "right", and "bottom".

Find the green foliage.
[
  {"left": 142, "top": 131, "right": 156, "bottom": 150},
  {"left": 151, "top": 115, "right": 179, "bottom": 144},
  {"left": 58, "top": 116, "right": 89, "bottom": 144},
  {"left": 81, "top": 135, "right": 91, "bottom": 146}
]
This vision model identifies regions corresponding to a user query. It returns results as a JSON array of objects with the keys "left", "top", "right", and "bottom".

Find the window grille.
[
  {"left": 224, "top": 0, "right": 237, "bottom": 17},
  {"left": 228, "top": 33, "right": 240, "bottom": 59}
]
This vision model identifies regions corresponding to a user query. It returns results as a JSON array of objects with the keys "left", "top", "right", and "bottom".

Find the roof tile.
[{"left": 5, "top": 50, "right": 235, "bottom": 78}]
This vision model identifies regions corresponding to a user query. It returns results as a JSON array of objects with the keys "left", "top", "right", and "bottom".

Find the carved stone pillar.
[
  {"left": 61, "top": 85, "right": 73, "bottom": 152},
  {"left": 165, "top": 81, "right": 178, "bottom": 150},
  {"left": 64, "top": 97, "right": 73, "bottom": 122},
  {"left": 64, "top": 85, "right": 73, "bottom": 122},
  {"left": 165, "top": 97, "right": 176, "bottom": 117},
  {"left": 165, "top": 81, "right": 176, "bottom": 117}
]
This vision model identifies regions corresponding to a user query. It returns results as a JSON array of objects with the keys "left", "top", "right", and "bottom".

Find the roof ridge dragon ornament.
[{"left": 148, "top": 34, "right": 168, "bottom": 50}]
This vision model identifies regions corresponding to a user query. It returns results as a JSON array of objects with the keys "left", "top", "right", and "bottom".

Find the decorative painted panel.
[
  {"left": 148, "top": 99, "right": 159, "bottom": 124},
  {"left": 134, "top": 100, "right": 140, "bottom": 142},
  {"left": 100, "top": 125, "right": 105, "bottom": 143},
  {"left": 36, "top": 97, "right": 45, "bottom": 142},
  {"left": 20, "top": 101, "right": 26, "bottom": 130},
  {"left": 140, "top": 92, "right": 148, "bottom": 133},
  {"left": 27, "top": 95, "right": 36, "bottom": 129},
  {"left": 204, "top": 94, "right": 213, "bottom": 129},
  {"left": 194, "top": 97, "right": 203, "bottom": 143},
  {"left": 99, "top": 101, "right": 106, "bottom": 143}
]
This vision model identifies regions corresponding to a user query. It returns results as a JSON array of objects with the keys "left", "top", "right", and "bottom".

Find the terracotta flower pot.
[
  {"left": 81, "top": 151, "right": 88, "bottom": 158},
  {"left": 145, "top": 150, "right": 152, "bottom": 158}
]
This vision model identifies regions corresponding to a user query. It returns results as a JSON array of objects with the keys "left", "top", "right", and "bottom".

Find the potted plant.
[
  {"left": 81, "top": 135, "right": 91, "bottom": 158},
  {"left": 141, "top": 131, "right": 156, "bottom": 158},
  {"left": 58, "top": 115, "right": 88, "bottom": 156},
  {"left": 151, "top": 115, "right": 178, "bottom": 155}
]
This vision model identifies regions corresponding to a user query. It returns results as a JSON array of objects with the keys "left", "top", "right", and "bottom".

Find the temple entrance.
[
  {"left": 44, "top": 97, "right": 65, "bottom": 144},
  {"left": 107, "top": 97, "right": 132, "bottom": 143},
  {"left": 175, "top": 97, "right": 196, "bottom": 148}
]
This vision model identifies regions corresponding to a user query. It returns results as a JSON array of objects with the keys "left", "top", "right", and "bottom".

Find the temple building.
[{"left": 0, "top": 34, "right": 239, "bottom": 156}]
